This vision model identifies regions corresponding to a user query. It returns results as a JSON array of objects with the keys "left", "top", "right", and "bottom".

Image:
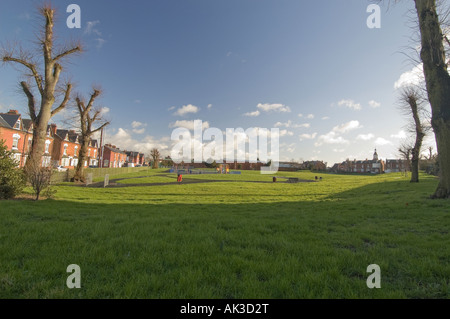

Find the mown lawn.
[{"left": 0, "top": 170, "right": 449, "bottom": 298}]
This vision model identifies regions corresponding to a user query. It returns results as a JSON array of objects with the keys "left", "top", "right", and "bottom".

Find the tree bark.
[
  {"left": 73, "top": 136, "right": 89, "bottom": 183},
  {"left": 415, "top": 0, "right": 450, "bottom": 198},
  {"left": 410, "top": 95, "right": 425, "bottom": 183}
]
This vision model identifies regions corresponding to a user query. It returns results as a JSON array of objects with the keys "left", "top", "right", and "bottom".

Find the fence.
[{"left": 51, "top": 167, "right": 149, "bottom": 184}]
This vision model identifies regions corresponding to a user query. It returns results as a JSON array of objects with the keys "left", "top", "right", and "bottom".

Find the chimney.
[
  {"left": 50, "top": 124, "right": 57, "bottom": 135},
  {"left": 112, "top": 145, "right": 116, "bottom": 149},
  {"left": 7, "top": 110, "right": 19, "bottom": 115}
]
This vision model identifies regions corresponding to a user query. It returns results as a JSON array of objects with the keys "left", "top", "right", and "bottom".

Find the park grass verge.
[{"left": 0, "top": 171, "right": 449, "bottom": 298}]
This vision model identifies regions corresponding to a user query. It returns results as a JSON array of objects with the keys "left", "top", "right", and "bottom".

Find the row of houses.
[
  {"left": 0, "top": 110, "right": 144, "bottom": 169},
  {"left": 330, "top": 149, "right": 409, "bottom": 174}
]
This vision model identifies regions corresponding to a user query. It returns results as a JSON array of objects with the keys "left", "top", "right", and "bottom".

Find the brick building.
[
  {"left": 332, "top": 149, "right": 385, "bottom": 174},
  {"left": 0, "top": 110, "right": 54, "bottom": 167},
  {"left": 102, "top": 144, "right": 127, "bottom": 168},
  {"left": 385, "top": 159, "right": 410, "bottom": 173}
]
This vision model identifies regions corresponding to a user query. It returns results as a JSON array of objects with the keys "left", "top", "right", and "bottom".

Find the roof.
[
  {"left": 0, "top": 113, "right": 20, "bottom": 128},
  {"left": 104, "top": 145, "right": 125, "bottom": 154},
  {"left": 22, "top": 119, "right": 33, "bottom": 131},
  {"left": 0, "top": 115, "right": 11, "bottom": 128}
]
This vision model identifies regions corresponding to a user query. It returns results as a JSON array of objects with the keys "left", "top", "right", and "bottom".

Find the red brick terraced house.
[
  {"left": 51, "top": 127, "right": 98, "bottom": 168},
  {"left": 52, "top": 128, "right": 82, "bottom": 168},
  {"left": 385, "top": 159, "right": 410, "bottom": 173},
  {"left": 102, "top": 144, "right": 127, "bottom": 168},
  {"left": 0, "top": 110, "right": 54, "bottom": 167},
  {"left": 332, "top": 149, "right": 385, "bottom": 174}
]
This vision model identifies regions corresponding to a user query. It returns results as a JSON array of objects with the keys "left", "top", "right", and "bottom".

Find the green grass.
[{"left": 0, "top": 170, "right": 449, "bottom": 298}]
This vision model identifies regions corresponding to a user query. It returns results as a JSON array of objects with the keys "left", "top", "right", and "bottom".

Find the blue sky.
[{"left": 0, "top": 0, "right": 435, "bottom": 165}]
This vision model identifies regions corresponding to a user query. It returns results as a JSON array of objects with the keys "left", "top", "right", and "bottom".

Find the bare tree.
[
  {"left": 414, "top": 0, "right": 450, "bottom": 197},
  {"left": 149, "top": 148, "right": 161, "bottom": 169},
  {"left": 73, "top": 89, "right": 110, "bottom": 182},
  {"left": 24, "top": 157, "right": 53, "bottom": 201},
  {"left": 1, "top": 5, "right": 82, "bottom": 169},
  {"left": 398, "top": 86, "right": 428, "bottom": 182},
  {"left": 398, "top": 140, "right": 413, "bottom": 172}
]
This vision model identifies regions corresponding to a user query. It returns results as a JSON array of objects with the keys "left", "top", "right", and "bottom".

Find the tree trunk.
[
  {"left": 25, "top": 103, "right": 52, "bottom": 170},
  {"left": 73, "top": 136, "right": 90, "bottom": 183},
  {"left": 410, "top": 97, "right": 425, "bottom": 183},
  {"left": 415, "top": 0, "right": 450, "bottom": 198}
]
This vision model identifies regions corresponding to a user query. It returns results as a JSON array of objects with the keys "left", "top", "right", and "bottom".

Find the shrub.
[
  {"left": 24, "top": 157, "right": 53, "bottom": 201},
  {"left": 0, "top": 139, "right": 25, "bottom": 199}
]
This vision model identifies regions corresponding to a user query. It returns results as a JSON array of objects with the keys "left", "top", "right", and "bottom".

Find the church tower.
[{"left": 373, "top": 149, "right": 378, "bottom": 161}]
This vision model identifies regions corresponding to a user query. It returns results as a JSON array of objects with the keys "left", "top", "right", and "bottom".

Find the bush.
[
  {"left": 0, "top": 139, "right": 25, "bottom": 199},
  {"left": 24, "top": 158, "right": 53, "bottom": 201}
]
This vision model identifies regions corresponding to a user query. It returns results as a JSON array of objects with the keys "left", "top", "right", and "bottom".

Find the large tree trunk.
[
  {"left": 26, "top": 103, "right": 52, "bottom": 169},
  {"left": 415, "top": 0, "right": 450, "bottom": 198},
  {"left": 410, "top": 96, "right": 425, "bottom": 183},
  {"left": 73, "top": 136, "right": 90, "bottom": 183}
]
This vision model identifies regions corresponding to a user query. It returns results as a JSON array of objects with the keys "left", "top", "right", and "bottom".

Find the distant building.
[
  {"left": 332, "top": 149, "right": 385, "bottom": 174},
  {"left": 102, "top": 144, "right": 127, "bottom": 168},
  {"left": 385, "top": 159, "right": 410, "bottom": 173}
]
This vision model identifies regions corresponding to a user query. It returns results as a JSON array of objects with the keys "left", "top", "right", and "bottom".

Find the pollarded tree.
[
  {"left": 398, "top": 86, "right": 428, "bottom": 183},
  {"left": 414, "top": 0, "right": 450, "bottom": 197},
  {"left": 149, "top": 148, "right": 161, "bottom": 169},
  {"left": 73, "top": 89, "right": 110, "bottom": 182},
  {"left": 1, "top": 5, "right": 82, "bottom": 169}
]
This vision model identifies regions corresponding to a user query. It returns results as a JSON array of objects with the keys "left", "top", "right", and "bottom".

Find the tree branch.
[
  {"left": 91, "top": 122, "right": 110, "bottom": 134},
  {"left": 3, "top": 56, "right": 44, "bottom": 94},
  {"left": 53, "top": 46, "right": 82, "bottom": 62},
  {"left": 51, "top": 83, "right": 72, "bottom": 117},
  {"left": 20, "top": 81, "right": 37, "bottom": 123}
]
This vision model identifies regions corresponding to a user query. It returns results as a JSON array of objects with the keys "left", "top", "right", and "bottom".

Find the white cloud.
[
  {"left": 133, "top": 128, "right": 146, "bottom": 134},
  {"left": 131, "top": 121, "right": 147, "bottom": 134},
  {"left": 274, "top": 120, "right": 309, "bottom": 128},
  {"left": 100, "top": 107, "right": 110, "bottom": 115},
  {"left": 298, "top": 123, "right": 310, "bottom": 128},
  {"left": 207, "top": 104, "right": 212, "bottom": 109},
  {"left": 333, "top": 148, "right": 345, "bottom": 153},
  {"left": 95, "top": 38, "right": 106, "bottom": 49},
  {"left": 374, "top": 137, "right": 393, "bottom": 146},
  {"left": 321, "top": 116, "right": 330, "bottom": 120},
  {"left": 132, "top": 121, "right": 145, "bottom": 129},
  {"left": 368, "top": 100, "right": 381, "bottom": 108},
  {"left": 168, "top": 106, "right": 176, "bottom": 111},
  {"left": 279, "top": 130, "right": 294, "bottom": 137},
  {"left": 243, "top": 110, "right": 260, "bottom": 117},
  {"left": 390, "top": 130, "right": 407, "bottom": 139},
  {"left": 134, "top": 100, "right": 141, "bottom": 104},
  {"left": 106, "top": 128, "right": 170, "bottom": 156},
  {"left": 173, "top": 104, "right": 199, "bottom": 116},
  {"left": 315, "top": 131, "right": 350, "bottom": 146},
  {"left": 85, "top": 21, "right": 102, "bottom": 36},
  {"left": 298, "top": 113, "right": 303, "bottom": 118},
  {"left": 306, "top": 114, "right": 314, "bottom": 119},
  {"left": 257, "top": 103, "right": 291, "bottom": 113},
  {"left": 394, "top": 63, "right": 424, "bottom": 89},
  {"left": 337, "top": 99, "right": 362, "bottom": 111},
  {"left": 169, "top": 120, "right": 210, "bottom": 131},
  {"left": 356, "top": 133, "right": 375, "bottom": 141},
  {"left": 299, "top": 133, "right": 317, "bottom": 141},
  {"left": 332, "top": 120, "right": 362, "bottom": 134}
]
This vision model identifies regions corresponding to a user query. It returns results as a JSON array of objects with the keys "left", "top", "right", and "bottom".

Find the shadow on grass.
[{"left": 0, "top": 176, "right": 449, "bottom": 299}]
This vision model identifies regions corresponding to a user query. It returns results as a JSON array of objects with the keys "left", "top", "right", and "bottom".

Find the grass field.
[{"left": 0, "top": 169, "right": 449, "bottom": 299}]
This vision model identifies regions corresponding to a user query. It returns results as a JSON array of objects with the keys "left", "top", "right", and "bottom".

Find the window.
[
  {"left": 88, "top": 149, "right": 91, "bottom": 157},
  {"left": 14, "top": 120, "right": 20, "bottom": 129},
  {"left": 63, "top": 144, "right": 68, "bottom": 155},
  {"left": 12, "top": 135, "right": 20, "bottom": 149},
  {"left": 74, "top": 146, "right": 79, "bottom": 157},
  {"left": 45, "top": 140, "right": 50, "bottom": 153},
  {"left": 27, "top": 138, "right": 32, "bottom": 152}
]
